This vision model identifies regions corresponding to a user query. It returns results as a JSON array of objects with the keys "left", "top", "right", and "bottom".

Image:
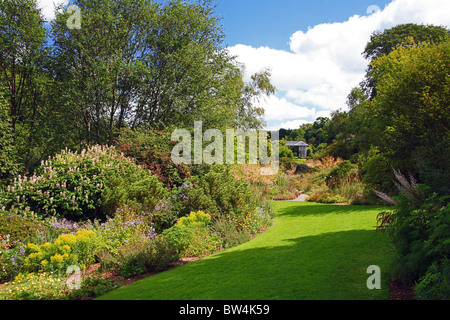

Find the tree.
[
  {"left": 370, "top": 40, "right": 450, "bottom": 194},
  {"left": 0, "top": 89, "right": 19, "bottom": 184},
  {"left": 362, "top": 23, "right": 450, "bottom": 98},
  {"left": 51, "top": 0, "right": 273, "bottom": 148},
  {"left": 0, "top": 0, "right": 50, "bottom": 173}
]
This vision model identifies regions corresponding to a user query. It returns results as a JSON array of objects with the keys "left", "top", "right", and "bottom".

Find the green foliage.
[
  {"left": 376, "top": 172, "right": 450, "bottom": 282},
  {"left": 358, "top": 148, "right": 395, "bottom": 193},
  {"left": 0, "top": 212, "right": 46, "bottom": 246},
  {"left": 362, "top": 23, "right": 450, "bottom": 98},
  {"left": 169, "top": 165, "right": 259, "bottom": 233},
  {"left": 99, "top": 236, "right": 179, "bottom": 277},
  {"left": 101, "top": 168, "right": 168, "bottom": 217},
  {"left": 415, "top": 258, "right": 450, "bottom": 300},
  {"left": 65, "top": 274, "right": 119, "bottom": 300},
  {"left": 0, "top": 272, "right": 67, "bottom": 300},
  {"left": 115, "top": 127, "right": 192, "bottom": 188},
  {"left": 162, "top": 211, "right": 219, "bottom": 258},
  {"left": 279, "top": 141, "right": 294, "bottom": 159},
  {"left": 325, "top": 160, "right": 354, "bottom": 188},
  {"left": 24, "top": 229, "right": 99, "bottom": 273},
  {"left": 370, "top": 39, "right": 450, "bottom": 194},
  {"left": 0, "top": 96, "right": 20, "bottom": 184},
  {"left": 1, "top": 145, "right": 167, "bottom": 221}
]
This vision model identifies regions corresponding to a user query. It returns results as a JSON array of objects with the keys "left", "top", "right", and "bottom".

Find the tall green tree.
[
  {"left": 361, "top": 23, "right": 450, "bottom": 98},
  {"left": 51, "top": 0, "right": 273, "bottom": 148},
  {"left": 370, "top": 40, "right": 450, "bottom": 194},
  {"left": 0, "top": 0, "right": 49, "bottom": 172}
]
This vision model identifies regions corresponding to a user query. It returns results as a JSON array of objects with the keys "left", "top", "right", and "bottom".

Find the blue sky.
[
  {"left": 215, "top": 0, "right": 392, "bottom": 50},
  {"left": 212, "top": 0, "right": 450, "bottom": 130},
  {"left": 38, "top": 0, "right": 450, "bottom": 130}
]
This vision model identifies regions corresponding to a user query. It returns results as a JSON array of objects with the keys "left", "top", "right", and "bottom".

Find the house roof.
[{"left": 286, "top": 141, "right": 309, "bottom": 147}]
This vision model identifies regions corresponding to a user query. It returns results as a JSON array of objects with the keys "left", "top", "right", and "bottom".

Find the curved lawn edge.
[{"left": 97, "top": 202, "right": 395, "bottom": 300}]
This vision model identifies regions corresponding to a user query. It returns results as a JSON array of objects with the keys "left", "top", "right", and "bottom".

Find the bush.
[
  {"left": 66, "top": 274, "right": 119, "bottom": 300},
  {"left": 359, "top": 148, "right": 395, "bottom": 193},
  {"left": 0, "top": 212, "right": 47, "bottom": 247},
  {"left": 98, "top": 235, "right": 179, "bottom": 277},
  {"left": 415, "top": 258, "right": 450, "bottom": 300},
  {"left": 375, "top": 169, "right": 450, "bottom": 283},
  {"left": 24, "top": 229, "right": 99, "bottom": 273},
  {"left": 176, "top": 210, "right": 212, "bottom": 229},
  {"left": 0, "top": 145, "right": 167, "bottom": 222},
  {"left": 94, "top": 206, "right": 157, "bottom": 254},
  {"left": 211, "top": 216, "right": 252, "bottom": 249},
  {"left": 0, "top": 243, "right": 27, "bottom": 283},
  {"left": 307, "top": 192, "right": 347, "bottom": 204},
  {"left": 169, "top": 165, "right": 259, "bottom": 232},
  {"left": 115, "top": 128, "right": 192, "bottom": 188},
  {"left": 162, "top": 211, "right": 219, "bottom": 258},
  {"left": 325, "top": 160, "right": 354, "bottom": 188}
]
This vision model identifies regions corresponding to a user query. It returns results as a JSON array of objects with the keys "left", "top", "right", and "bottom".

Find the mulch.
[{"left": 389, "top": 279, "right": 417, "bottom": 300}]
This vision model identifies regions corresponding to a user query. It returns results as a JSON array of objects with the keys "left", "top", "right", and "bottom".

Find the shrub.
[
  {"left": 415, "top": 258, "right": 450, "bottom": 300},
  {"left": 169, "top": 165, "right": 258, "bottom": 230},
  {"left": 176, "top": 210, "right": 212, "bottom": 228},
  {"left": 24, "top": 229, "right": 99, "bottom": 273},
  {"left": 272, "top": 194, "right": 297, "bottom": 201},
  {"left": 115, "top": 128, "right": 192, "bottom": 188},
  {"left": 0, "top": 212, "right": 47, "bottom": 247},
  {"left": 66, "top": 274, "right": 119, "bottom": 300},
  {"left": 359, "top": 148, "right": 395, "bottom": 193},
  {"left": 325, "top": 160, "right": 354, "bottom": 188},
  {"left": 375, "top": 169, "right": 450, "bottom": 283},
  {"left": 162, "top": 211, "right": 220, "bottom": 258},
  {"left": 211, "top": 217, "right": 252, "bottom": 249},
  {"left": 0, "top": 243, "right": 27, "bottom": 283},
  {"left": 98, "top": 235, "right": 179, "bottom": 277},
  {"left": 1, "top": 145, "right": 167, "bottom": 222},
  {"left": 307, "top": 192, "right": 347, "bottom": 204},
  {"left": 94, "top": 206, "right": 157, "bottom": 254}
]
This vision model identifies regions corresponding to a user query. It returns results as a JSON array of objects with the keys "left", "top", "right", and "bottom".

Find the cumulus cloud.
[
  {"left": 37, "top": 0, "right": 68, "bottom": 21},
  {"left": 229, "top": 0, "right": 450, "bottom": 130}
]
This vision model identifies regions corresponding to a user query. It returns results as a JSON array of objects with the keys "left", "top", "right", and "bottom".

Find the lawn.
[{"left": 97, "top": 201, "right": 395, "bottom": 300}]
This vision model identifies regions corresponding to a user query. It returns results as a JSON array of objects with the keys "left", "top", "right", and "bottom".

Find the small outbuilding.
[{"left": 286, "top": 141, "right": 309, "bottom": 158}]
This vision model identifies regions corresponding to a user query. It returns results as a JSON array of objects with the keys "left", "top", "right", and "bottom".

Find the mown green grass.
[{"left": 97, "top": 202, "right": 395, "bottom": 300}]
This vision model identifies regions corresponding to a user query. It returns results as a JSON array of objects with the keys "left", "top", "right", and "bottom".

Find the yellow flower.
[
  {"left": 41, "top": 260, "right": 49, "bottom": 267},
  {"left": 51, "top": 253, "right": 64, "bottom": 264},
  {"left": 27, "top": 243, "right": 40, "bottom": 252}
]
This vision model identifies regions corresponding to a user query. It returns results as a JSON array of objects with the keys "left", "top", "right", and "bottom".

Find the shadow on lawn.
[
  {"left": 98, "top": 228, "right": 393, "bottom": 300},
  {"left": 271, "top": 202, "right": 389, "bottom": 218}
]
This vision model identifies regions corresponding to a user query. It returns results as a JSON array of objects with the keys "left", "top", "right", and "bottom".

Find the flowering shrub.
[
  {"left": 176, "top": 211, "right": 212, "bottom": 228},
  {"left": 24, "top": 229, "right": 99, "bottom": 273},
  {"left": 0, "top": 272, "right": 67, "bottom": 300},
  {"left": 98, "top": 235, "right": 179, "bottom": 277},
  {"left": 0, "top": 145, "right": 167, "bottom": 221},
  {"left": 162, "top": 211, "right": 219, "bottom": 257},
  {"left": 170, "top": 166, "right": 258, "bottom": 225}
]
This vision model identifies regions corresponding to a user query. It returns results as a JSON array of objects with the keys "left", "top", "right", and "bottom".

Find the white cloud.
[
  {"left": 37, "top": 0, "right": 68, "bottom": 21},
  {"left": 260, "top": 95, "right": 316, "bottom": 121},
  {"left": 229, "top": 0, "right": 450, "bottom": 130}
]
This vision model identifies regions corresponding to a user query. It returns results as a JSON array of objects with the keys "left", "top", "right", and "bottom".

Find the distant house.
[{"left": 286, "top": 141, "right": 309, "bottom": 158}]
